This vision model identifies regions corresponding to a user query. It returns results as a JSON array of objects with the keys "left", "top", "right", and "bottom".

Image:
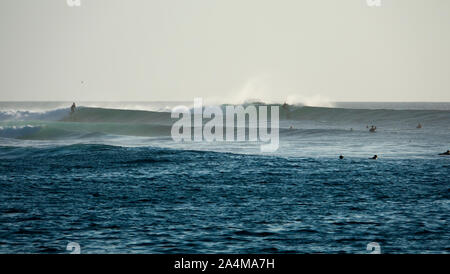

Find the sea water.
[{"left": 0, "top": 102, "right": 449, "bottom": 253}]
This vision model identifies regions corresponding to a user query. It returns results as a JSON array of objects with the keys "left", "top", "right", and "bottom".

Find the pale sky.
[{"left": 0, "top": 0, "right": 449, "bottom": 102}]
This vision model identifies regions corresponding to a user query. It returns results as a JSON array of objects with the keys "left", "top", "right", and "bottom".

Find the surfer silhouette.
[
  {"left": 369, "top": 125, "right": 376, "bottom": 133},
  {"left": 70, "top": 102, "right": 76, "bottom": 114},
  {"left": 370, "top": 155, "right": 378, "bottom": 160},
  {"left": 439, "top": 150, "right": 450, "bottom": 156},
  {"left": 282, "top": 102, "right": 291, "bottom": 119}
]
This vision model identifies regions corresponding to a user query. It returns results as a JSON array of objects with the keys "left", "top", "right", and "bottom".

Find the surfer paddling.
[{"left": 439, "top": 150, "right": 450, "bottom": 156}]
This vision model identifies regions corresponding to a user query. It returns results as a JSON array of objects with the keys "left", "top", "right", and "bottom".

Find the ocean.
[{"left": 0, "top": 101, "right": 449, "bottom": 253}]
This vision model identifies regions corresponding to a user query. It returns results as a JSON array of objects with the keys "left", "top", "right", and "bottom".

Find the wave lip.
[
  {"left": 1, "top": 105, "right": 449, "bottom": 125},
  {"left": 0, "top": 108, "right": 70, "bottom": 122},
  {"left": 61, "top": 107, "right": 172, "bottom": 124}
]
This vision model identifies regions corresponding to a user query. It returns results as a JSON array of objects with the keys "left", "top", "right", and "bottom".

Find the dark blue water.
[{"left": 0, "top": 144, "right": 448, "bottom": 253}]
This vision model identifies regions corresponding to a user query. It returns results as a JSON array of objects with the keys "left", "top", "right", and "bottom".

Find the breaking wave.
[{"left": 0, "top": 104, "right": 449, "bottom": 140}]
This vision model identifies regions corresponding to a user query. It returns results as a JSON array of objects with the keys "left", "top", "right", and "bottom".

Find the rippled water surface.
[
  {"left": 1, "top": 102, "right": 449, "bottom": 253},
  {"left": 0, "top": 145, "right": 448, "bottom": 253}
]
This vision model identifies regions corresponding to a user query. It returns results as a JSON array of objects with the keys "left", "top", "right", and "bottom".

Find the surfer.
[
  {"left": 369, "top": 125, "right": 376, "bottom": 133},
  {"left": 417, "top": 123, "right": 422, "bottom": 129},
  {"left": 282, "top": 102, "right": 291, "bottom": 119},
  {"left": 70, "top": 102, "right": 76, "bottom": 114},
  {"left": 339, "top": 155, "right": 344, "bottom": 159},
  {"left": 439, "top": 150, "right": 450, "bottom": 156},
  {"left": 370, "top": 155, "right": 378, "bottom": 160}
]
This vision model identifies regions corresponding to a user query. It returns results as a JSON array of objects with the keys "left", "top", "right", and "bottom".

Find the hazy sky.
[{"left": 0, "top": 0, "right": 449, "bottom": 102}]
